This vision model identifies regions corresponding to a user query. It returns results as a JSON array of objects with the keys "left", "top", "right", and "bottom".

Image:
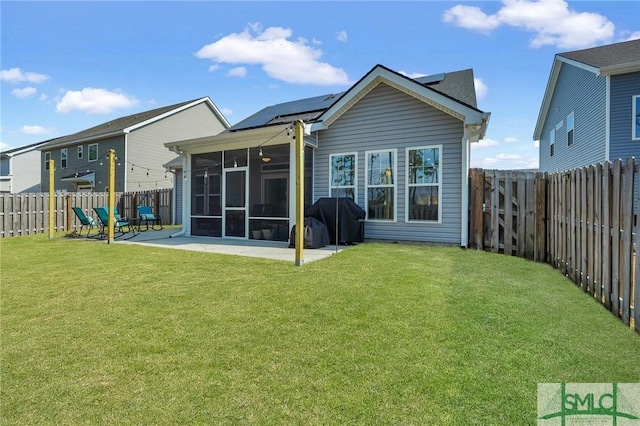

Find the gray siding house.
[
  {"left": 166, "top": 65, "right": 490, "bottom": 246},
  {"left": 39, "top": 97, "right": 230, "bottom": 193},
  {"left": 1, "top": 140, "right": 54, "bottom": 193},
  {"left": 535, "top": 39, "right": 640, "bottom": 172}
]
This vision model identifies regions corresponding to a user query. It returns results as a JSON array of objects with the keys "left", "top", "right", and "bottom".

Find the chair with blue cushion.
[
  {"left": 137, "top": 205, "right": 163, "bottom": 230},
  {"left": 93, "top": 206, "right": 136, "bottom": 239},
  {"left": 71, "top": 207, "right": 97, "bottom": 237}
]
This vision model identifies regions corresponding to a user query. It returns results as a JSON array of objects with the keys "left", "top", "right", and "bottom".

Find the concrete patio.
[{"left": 116, "top": 227, "right": 346, "bottom": 263}]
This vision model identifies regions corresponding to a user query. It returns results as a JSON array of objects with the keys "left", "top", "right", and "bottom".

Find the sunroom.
[{"left": 166, "top": 124, "right": 314, "bottom": 241}]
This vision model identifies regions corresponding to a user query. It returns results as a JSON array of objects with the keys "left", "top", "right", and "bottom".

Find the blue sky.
[{"left": 1, "top": 1, "right": 639, "bottom": 169}]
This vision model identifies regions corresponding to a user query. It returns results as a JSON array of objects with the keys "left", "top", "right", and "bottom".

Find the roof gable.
[
  {"left": 40, "top": 97, "right": 230, "bottom": 149},
  {"left": 534, "top": 39, "right": 640, "bottom": 140},
  {"left": 314, "top": 64, "right": 487, "bottom": 131}
]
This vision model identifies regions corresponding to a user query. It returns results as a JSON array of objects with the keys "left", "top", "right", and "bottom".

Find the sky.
[{"left": 1, "top": 1, "right": 639, "bottom": 169}]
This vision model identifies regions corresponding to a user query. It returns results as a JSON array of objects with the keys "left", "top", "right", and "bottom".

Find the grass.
[{"left": 1, "top": 234, "right": 639, "bottom": 425}]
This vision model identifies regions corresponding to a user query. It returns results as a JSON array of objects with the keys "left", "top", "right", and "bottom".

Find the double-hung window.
[
  {"left": 633, "top": 95, "right": 640, "bottom": 140},
  {"left": 406, "top": 146, "right": 441, "bottom": 222},
  {"left": 88, "top": 143, "right": 98, "bottom": 162},
  {"left": 567, "top": 112, "right": 574, "bottom": 146},
  {"left": 329, "top": 153, "right": 356, "bottom": 200},
  {"left": 550, "top": 128, "right": 555, "bottom": 157},
  {"left": 44, "top": 152, "right": 51, "bottom": 170},
  {"left": 365, "top": 149, "right": 396, "bottom": 221},
  {"left": 77, "top": 145, "right": 83, "bottom": 159},
  {"left": 61, "top": 148, "right": 68, "bottom": 169}
]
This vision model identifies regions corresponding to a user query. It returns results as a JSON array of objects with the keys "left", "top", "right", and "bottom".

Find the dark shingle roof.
[
  {"left": 230, "top": 66, "right": 478, "bottom": 131},
  {"left": 42, "top": 98, "right": 206, "bottom": 148},
  {"left": 558, "top": 39, "right": 640, "bottom": 68},
  {"left": 0, "top": 138, "right": 61, "bottom": 156}
]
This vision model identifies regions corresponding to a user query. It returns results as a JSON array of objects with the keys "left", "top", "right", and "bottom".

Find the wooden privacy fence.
[
  {"left": 469, "top": 158, "right": 639, "bottom": 333},
  {"left": 0, "top": 188, "right": 172, "bottom": 238}
]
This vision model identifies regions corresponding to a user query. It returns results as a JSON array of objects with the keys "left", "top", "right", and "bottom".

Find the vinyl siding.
[
  {"left": 539, "top": 63, "right": 606, "bottom": 172},
  {"left": 41, "top": 136, "right": 126, "bottom": 192},
  {"left": 609, "top": 71, "right": 640, "bottom": 161},
  {"left": 174, "top": 169, "right": 183, "bottom": 225},
  {"left": 11, "top": 150, "right": 42, "bottom": 192},
  {"left": 128, "top": 102, "right": 227, "bottom": 191},
  {"left": 314, "top": 82, "right": 464, "bottom": 244}
]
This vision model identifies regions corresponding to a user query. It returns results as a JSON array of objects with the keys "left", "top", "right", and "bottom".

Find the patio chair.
[
  {"left": 93, "top": 206, "right": 137, "bottom": 239},
  {"left": 137, "top": 205, "right": 163, "bottom": 230},
  {"left": 71, "top": 207, "right": 97, "bottom": 237}
]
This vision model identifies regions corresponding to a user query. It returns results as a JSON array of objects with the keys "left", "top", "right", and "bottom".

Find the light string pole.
[
  {"left": 48, "top": 159, "right": 54, "bottom": 239},
  {"left": 294, "top": 119, "right": 304, "bottom": 266}
]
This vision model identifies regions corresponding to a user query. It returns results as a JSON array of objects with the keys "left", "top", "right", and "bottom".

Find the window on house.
[
  {"left": 88, "top": 144, "right": 98, "bottom": 162},
  {"left": 567, "top": 112, "right": 574, "bottom": 146},
  {"left": 365, "top": 149, "right": 396, "bottom": 221},
  {"left": 550, "top": 128, "right": 555, "bottom": 157},
  {"left": 44, "top": 151, "right": 51, "bottom": 170},
  {"left": 407, "top": 146, "right": 441, "bottom": 222},
  {"left": 633, "top": 95, "right": 640, "bottom": 140},
  {"left": 61, "top": 148, "right": 68, "bottom": 169},
  {"left": 330, "top": 153, "right": 356, "bottom": 200},
  {"left": 77, "top": 145, "right": 83, "bottom": 159}
]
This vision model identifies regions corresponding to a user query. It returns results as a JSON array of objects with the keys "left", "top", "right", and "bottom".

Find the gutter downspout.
[{"left": 461, "top": 129, "right": 471, "bottom": 248}]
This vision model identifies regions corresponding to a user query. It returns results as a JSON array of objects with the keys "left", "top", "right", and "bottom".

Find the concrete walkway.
[{"left": 117, "top": 228, "right": 345, "bottom": 263}]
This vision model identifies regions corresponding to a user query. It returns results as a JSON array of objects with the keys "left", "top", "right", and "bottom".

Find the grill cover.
[
  {"left": 304, "top": 197, "right": 365, "bottom": 245},
  {"left": 288, "top": 217, "right": 330, "bottom": 249}
]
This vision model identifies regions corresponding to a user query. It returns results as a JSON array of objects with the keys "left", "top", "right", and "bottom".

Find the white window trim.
[
  {"left": 405, "top": 145, "right": 442, "bottom": 224},
  {"left": 88, "top": 143, "right": 98, "bottom": 162},
  {"left": 61, "top": 148, "right": 68, "bottom": 169},
  {"left": 77, "top": 145, "right": 83, "bottom": 159},
  {"left": 364, "top": 148, "right": 397, "bottom": 222},
  {"left": 567, "top": 112, "right": 575, "bottom": 146},
  {"left": 44, "top": 151, "right": 51, "bottom": 170},
  {"left": 633, "top": 95, "right": 640, "bottom": 141},
  {"left": 550, "top": 128, "right": 556, "bottom": 157},
  {"left": 329, "top": 152, "right": 357, "bottom": 201}
]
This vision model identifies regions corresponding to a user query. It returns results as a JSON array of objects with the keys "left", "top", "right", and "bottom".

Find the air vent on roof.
[{"left": 323, "top": 94, "right": 336, "bottom": 101}]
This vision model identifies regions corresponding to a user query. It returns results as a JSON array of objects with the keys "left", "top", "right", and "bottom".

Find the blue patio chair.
[
  {"left": 93, "top": 206, "right": 137, "bottom": 239},
  {"left": 71, "top": 207, "right": 97, "bottom": 237},
  {"left": 137, "top": 205, "right": 163, "bottom": 230}
]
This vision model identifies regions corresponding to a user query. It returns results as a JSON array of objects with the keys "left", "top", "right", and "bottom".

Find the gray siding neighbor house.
[
  {"left": 38, "top": 97, "right": 230, "bottom": 193},
  {"left": 534, "top": 39, "right": 640, "bottom": 172},
  {"left": 166, "top": 64, "right": 490, "bottom": 246},
  {"left": 1, "top": 140, "right": 54, "bottom": 193}
]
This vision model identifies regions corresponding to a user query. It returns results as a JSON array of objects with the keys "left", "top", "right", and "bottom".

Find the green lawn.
[{"left": 1, "top": 234, "right": 639, "bottom": 425}]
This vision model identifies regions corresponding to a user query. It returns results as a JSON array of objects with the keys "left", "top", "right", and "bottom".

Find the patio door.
[{"left": 223, "top": 168, "right": 248, "bottom": 238}]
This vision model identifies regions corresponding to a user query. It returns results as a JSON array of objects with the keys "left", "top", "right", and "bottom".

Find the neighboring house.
[
  {"left": 166, "top": 64, "right": 490, "bottom": 246},
  {"left": 1, "top": 140, "right": 56, "bottom": 193},
  {"left": 535, "top": 39, "right": 640, "bottom": 172},
  {"left": 39, "top": 97, "right": 230, "bottom": 193}
]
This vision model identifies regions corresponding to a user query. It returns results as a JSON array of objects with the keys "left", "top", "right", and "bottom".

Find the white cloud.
[
  {"left": 0, "top": 67, "right": 49, "bottom": 84},
  {"left": 221, "top": 107, "right": 233, "bottom": 116},
  {"left": 472, "top": 138, "right": 500, "bottom": 149},
  {"left": 12, "top": 87, "right": 37, "bottom": 98},
  {"left": 621, "top": 31, "right": 640, "bottom": 42},
  {"left": 21, "top": 125, "right": 50, "bottom": 135},
  {"left": 471, "top": 152, "right": 539, "bottom": 170},
  {"left": 195, "top": 25, "right": 350, "bottom": 85},
  {"left": 0, "top": 141, "right": 9, "bottom": 151},
  {"left": 443, "top": 0, "right": 616, "bottom": 49},
  {"left": 534, "top": 140, "right": 540, "bottom": 148},
  {"left": 335, "top": 30, "right": 348, "bottom": 42},
  {"left": 312, "top": 38, "right": 322, "bottom": 45},
  {"left": 399, "top": 71, "right": 428, "bottom": 79},
  {"left": 227, "top": 66, "right": 247, "bottom": 78},
  {"left": 56, "top": 88, "right": 139, "bottom": 114},
  {"left": 505, "top": 137, "right": 518, "bottom": 143},
  {"left": 474, "top": 77, "right": 488, "bottom": 100},
  {"left": 208, "top": 64, "right": 221, "bottom": 72},
  {"left": 39, "top": 94, "right": 48, "bottom": 101}
]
